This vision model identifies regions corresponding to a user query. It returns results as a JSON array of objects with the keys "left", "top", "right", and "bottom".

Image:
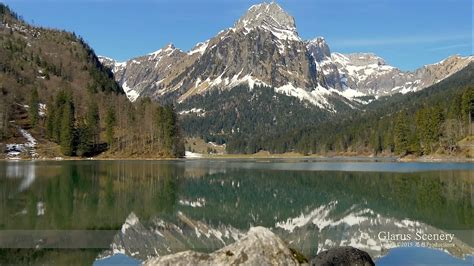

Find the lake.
[{"left": 0, "top": 160, "right": 473, "bottom": 265}]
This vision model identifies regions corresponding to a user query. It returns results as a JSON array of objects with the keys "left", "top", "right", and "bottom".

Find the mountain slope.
[
  {"left": 0, "top": 4, "right": 184, "bottom": 159},
  {"left": 0, "top": 3, "right": 122, "bottom": 153},
  {"left": 100, "top": 44, "right": 187, "bottom": 102},
  {"left": 0, "top": 5, "right": 122, "bottom": 97},
  {"left": 179, "top": 85, "right": 335, "bottom": 153}
]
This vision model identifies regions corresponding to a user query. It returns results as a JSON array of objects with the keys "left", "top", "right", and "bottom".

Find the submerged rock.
[
  {"left": 143, "top": 227, "right": 302, "bottom": 265},
  {"left": 311, "top": 246, "right": 374, "bottom": 266}
]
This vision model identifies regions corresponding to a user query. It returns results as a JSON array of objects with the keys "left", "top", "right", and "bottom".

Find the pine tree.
[
  {"left": 415, "top": 107, "right": 430, "bottom": 154},
  {"left": 163, "top": 105, "right": 175, "bottom": 154},
  {"left": 154, "top": 105, "right": 165, "bottom": 148},
  {"left": 52, "top": 90, "right": 71, "bottom": 142},
  {"left": 394, "top": 112, "right": 409, "bottom": 155},
  {"left": 370, "top": 127, "right": 383, "bottom": 155},
  {"left": 408, "top": 129, "right": 421, "bottom": 156},
  {"left": 447, "top": 93, "right": 463, "bottom": 120},
  {"left": 60, "top": 99, "right": 75, "bottom": 156},
  {"left": 428, "top": 105, "right": 444, "bottom": 153},
  {"left": 75, "top": 121, "right": 91, "bottom": 157},
  {"left": 28, "top": 87, "right": 39, "bottom": 127}
]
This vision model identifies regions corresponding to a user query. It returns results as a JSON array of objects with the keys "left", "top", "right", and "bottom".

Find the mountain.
[
  {"left": 100, "top": 2, "right": 472, "bottom": 106},
  {"left": 99, "top": 44, "right": 187, "bottom": 102},
  {"left": 316, "top": 46, "right": 473, "bottom": 96},
  {"left": 98, "top": 2, "right": 473, "bottom": 155},
  {"left": 100, "top": 2, "right": 351, "bottom": 111}
]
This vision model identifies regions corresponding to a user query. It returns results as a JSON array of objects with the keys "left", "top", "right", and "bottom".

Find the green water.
[{"left": 0, "top": 160, "right": 472, "bottom": 265}]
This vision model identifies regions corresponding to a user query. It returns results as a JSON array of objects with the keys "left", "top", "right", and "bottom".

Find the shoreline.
[{"left": 1, "top": 153, "right": 472, "bottom": 163}]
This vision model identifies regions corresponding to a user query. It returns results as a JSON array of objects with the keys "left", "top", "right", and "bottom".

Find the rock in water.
[
  {"left": 311, "top": 246, "right": 375, "bottom": 266},
  {"left": 143, "top": 226, "right": 301, "bottom": 265}
]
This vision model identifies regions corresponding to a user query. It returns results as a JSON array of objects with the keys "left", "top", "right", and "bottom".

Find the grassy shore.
[
  {"left": 2, "top": 142, "right": 472, "bottom": 162},
  {"left": 201, "top": 152, "right": 472, "bottom": 162}
]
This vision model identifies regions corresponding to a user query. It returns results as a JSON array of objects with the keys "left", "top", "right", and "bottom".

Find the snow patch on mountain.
[
  {"left": 122, "top": 82, "right": 139, "bottom": 102},
  {"left": 179, "top": 198, "right": 206, "bottom": 208},
  {"left": 259, "top": 24, "right": 300, "bottom": 43},
  {"left": 339, "top": 88, "right": 366, "bottom": 98},
  {"left": 188, "top": 40, "right": 209, "bottom": 55},
  {"left": 5, "top": 126, "right": 38, "bottom": 159},
  {"left": 178, "top": 108, "right": 206, "bottom": 117},
  {"left": 235, "top": 2, "right": 300, "bottom": 42},
  {"left": 331, "top": 53, "right": 395, "bottom": 82},
  {"left": 275, "top": 84, "right": 335, "bottom": 111}
]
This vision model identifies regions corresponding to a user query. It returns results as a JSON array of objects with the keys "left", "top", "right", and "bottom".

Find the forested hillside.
[
  {"left": 178, "top": 85, "right": 354, "bottom": 153},
  {"left": 225, "top": 63, "right": 474, "bottom": 156},
  {"left": 0, "top": 4, "right": 184, "bottom": 158}
]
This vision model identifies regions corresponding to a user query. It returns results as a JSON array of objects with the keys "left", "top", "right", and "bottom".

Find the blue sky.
[{"left": 3, "top": 0, "right": 472, "bottom": 70}]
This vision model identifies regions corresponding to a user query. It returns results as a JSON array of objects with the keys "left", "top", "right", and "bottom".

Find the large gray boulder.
[
  {"left": 311, "top": 246, "right": 374, "bottom": 266},
  {"left": 143, "top": 226, "right": 302, "bottom": 266}
]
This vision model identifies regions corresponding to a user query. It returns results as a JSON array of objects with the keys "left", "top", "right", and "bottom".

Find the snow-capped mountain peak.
[
  {"left": 148, "top": 43, "right": 179, "bottom": 58},
  {"left": 234, "top": 2, "right": 300, "bottom": 41},
  {"left": 99, "top": 2, "right": 473, "bottom": 111}
]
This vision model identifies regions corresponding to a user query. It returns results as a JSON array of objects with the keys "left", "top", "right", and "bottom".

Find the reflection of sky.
[
  {"left": 265, "top": 162, "right": 474, "bottom": 173},
  {"left": 184, "top": 160, "right": 474, "bottom": 174},
  {"left": 377, "top": 247, "right": 474, "bottom": 266},
  {"left": 94, "top": 254, "right": 140, "bottom": 266}
]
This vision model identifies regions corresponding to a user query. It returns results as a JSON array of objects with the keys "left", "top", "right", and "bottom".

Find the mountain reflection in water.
[{"left": 0, "top": 160, "right": 472, "bottom": 265}]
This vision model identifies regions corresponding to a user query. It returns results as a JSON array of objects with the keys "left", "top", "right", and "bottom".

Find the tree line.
[
  {"left": 391, "top": 88, "right": 472, "bottom": 156},
  {"left": 37, "top": 88, "right": 184, "bottom": 158},
  {"left": 229, "top": 86, "right": 473, "bottom": 156}
]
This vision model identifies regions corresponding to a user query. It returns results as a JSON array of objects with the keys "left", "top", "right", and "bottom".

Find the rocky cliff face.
[
  {"left": 100, "top": 2, "right": 343, "bottom": 110},
  {"left": 99, "top": 44, "right": 187, "bottom": 101},
  {"left": 307, "top": 37, "right": 345, "bottom": 92},
  {"left": 100, "top": 2, "right": 473, "bottom": 108}
]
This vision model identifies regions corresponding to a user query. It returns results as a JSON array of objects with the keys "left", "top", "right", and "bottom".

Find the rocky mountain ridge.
[
  {"left": 100, "top": 2, "right": 472, "bottom": 109},
  {"left": 313, "top": 42, "right": 473, "bottom": 97},
  {"left": 100, "top": 2, "right": 346, "bottom": 111}
]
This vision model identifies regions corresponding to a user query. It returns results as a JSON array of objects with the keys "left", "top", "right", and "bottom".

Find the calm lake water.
[{"left": 0, "top": 160, "right": 473, "bottom": 265}]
